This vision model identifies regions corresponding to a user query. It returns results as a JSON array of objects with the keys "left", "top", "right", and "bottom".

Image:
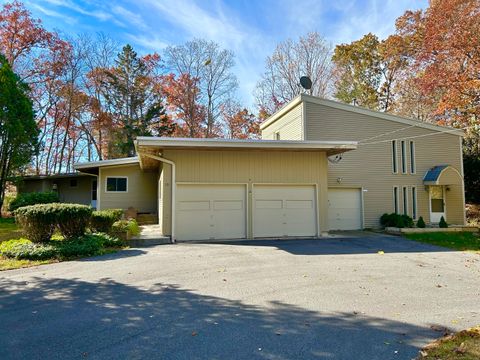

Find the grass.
[
  {"left": 405, "top": 232, "right": 480, "bottom": 251},
  {"left": 418, "top": 326, "right": 480, "bottom": 359},
  {"left": 0, "top": 257, "right": 56, "bottom": 271},
  {"left": 0, "top": 217, "right": 22, "bottom": 242}
]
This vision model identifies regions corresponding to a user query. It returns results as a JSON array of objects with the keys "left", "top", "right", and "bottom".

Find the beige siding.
[
  {"left": 19, "top": 176, "right": 94, "bottom": 206},
  {"left": 99, "top": 164, "right": 157, "bottom": 213},
  {"left": 261, "top": 103, "right": 303, "bottom": 140},
  {"left": 303, "top": 101, "right": 464, "bottom": 227},
  {"left": 159, "top": 150, "right": 329, "bottom": 237}
]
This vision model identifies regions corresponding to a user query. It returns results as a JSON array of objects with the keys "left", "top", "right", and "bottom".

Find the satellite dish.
[{"left": 299, "top": 76, "right": 312, "bottom": 90}]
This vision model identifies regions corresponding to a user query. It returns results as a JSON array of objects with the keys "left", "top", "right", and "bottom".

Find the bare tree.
[
  {"left": 164, "top": 39, "right": 238, "bottom": 137},
  {"left": 255, "top": 32, "right": 333, "bottom": 115}
]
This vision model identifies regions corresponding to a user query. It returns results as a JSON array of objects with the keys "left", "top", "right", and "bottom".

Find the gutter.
[{"left": 137, "top": 152, "right": 176, "bottom": 243}]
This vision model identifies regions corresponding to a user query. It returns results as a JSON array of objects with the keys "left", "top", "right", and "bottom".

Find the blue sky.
[{"left": 8, "top": 0, "right": 427, "bottom": 106}]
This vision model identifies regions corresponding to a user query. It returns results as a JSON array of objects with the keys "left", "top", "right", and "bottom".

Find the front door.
[{"left": 429, "top": 185, "right": 445, "bottom": 223}]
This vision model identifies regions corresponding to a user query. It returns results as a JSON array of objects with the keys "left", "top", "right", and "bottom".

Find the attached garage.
[
  {"left": 328, "top": 188, "right": 363, "bottom": 230},
  {"left": 253, "top": 185, "right": 317, "bottom": 238},
  {"left": 176, "top": 184, "right": 246, "bottom": 241},
  {"left": 133, "top": 137, "right": 357, "bottom": 241}
]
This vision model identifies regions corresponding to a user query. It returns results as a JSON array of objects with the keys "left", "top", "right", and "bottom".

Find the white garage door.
[
  {"left": 253, "top": 185, "right": 316, "bottom": 238},
  {"left": 176, "top": 184, "right": 246, "bottom": 241},
  {"left": 328, "top": 188, "right": 362, "bottom": 230}
]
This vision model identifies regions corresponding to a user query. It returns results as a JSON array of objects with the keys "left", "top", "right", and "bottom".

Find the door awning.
[{"left": 423, "top": 165, "right": 462, "bottom": 185}]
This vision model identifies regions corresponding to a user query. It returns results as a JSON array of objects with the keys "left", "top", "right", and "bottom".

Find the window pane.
[
  {"left": 106, "top": 178, "right": 116, "bottom": 191},
  {"left": 412, "top": 187, "right": 417, "bottom": 219},
  {"left": 394, "top": 187, "right": 399, "bottom": 213},
  {"left": 117, "top": 178, "right": 127, "bottom": 192},
  {"left": 403, "top": 187, "right": 408, "bottom": 215},
  {"left": 410, "top": 141, "right": 415, "bottom": 173},
  {"left": 430, "top": 186, "right": 443, "bottom": 199},
  {"left": 70, "top": 179, "right": 77, "bottom": 187},
  {"left": 431, "top": 199, "right": 444, "bottom": 212},
  {"left": 392, "top": 141, "right": 397, "bottom": 173},
  {"left": 401, "top": 141, "right": 406, "bottom": 173}
]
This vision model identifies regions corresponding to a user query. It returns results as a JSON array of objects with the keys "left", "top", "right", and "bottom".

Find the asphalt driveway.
[{"left": 1, "top": 232, "right": 479, "bottom": 360}]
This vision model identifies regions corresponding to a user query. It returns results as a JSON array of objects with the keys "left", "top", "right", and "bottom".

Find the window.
[
  {"left": 392, "top": 140, "right": 397, "bottom": 173},
  {"left": 411, "top": 186, "right": 417, "bottom": 219},
  {"left": 91, "top": 180, "right": 97, "bottom": 201},
  {"left": 274, "top": 131, "right": 280, "bottom": 140},
  {"left": 106, "top": 177, "right": 127, "bottom": 192},
  {"left": 70, "top": 179, "right": 77, "bottom": 188},
  {"left": 409, "top": 141, "right": 416, "bottom": 174},
  {"left": 402, "top": 186, "right": 408, "bottom": 215},
  {"left": 401, "top": 140, "right": 407, "bottom": 174},
  {"left": 393, "top": 186, "right": 399, "bottom": 213}
]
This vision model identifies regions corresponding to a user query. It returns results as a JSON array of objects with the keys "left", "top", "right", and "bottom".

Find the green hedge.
[
  {"left": 9, "top": 191, "right": 59, "bottom": 212},
  {"left": 380, "top": 213, "right": 414, "bottom": 228},
  {"left": 90, "top": 209, "right": 123, "bottom": 233},
  {"left": 0, "top": 233, "right": 123, "bottom": 260},
  {"left": 112, "top": 219, "right": 140, "bottom": 236},
  {"left": 14, "top": 203, "right": 92, "bottom": 242}
]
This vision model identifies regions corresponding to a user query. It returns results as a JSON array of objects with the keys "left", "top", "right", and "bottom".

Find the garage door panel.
[
  {"left": 328, "top": 188, "right": 362, "bottom": 230},
  {"left": 254, "top": 185, "right": 316, "bottom": 238},
  {"left": 176, "top": 184, "right": 246, "bottom": 241}
]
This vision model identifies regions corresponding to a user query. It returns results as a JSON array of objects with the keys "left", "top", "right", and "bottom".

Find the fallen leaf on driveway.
[{"left": 378, "top": 251, "right": 385, "bottom": 255}]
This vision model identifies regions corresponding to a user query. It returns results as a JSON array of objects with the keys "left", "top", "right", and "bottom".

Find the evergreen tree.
[
  {"left": 0, "top": 53, "right": 38, "bottom": 214},
  {"left": 103, "top": 45, "right": 175, "bottom": 157}
]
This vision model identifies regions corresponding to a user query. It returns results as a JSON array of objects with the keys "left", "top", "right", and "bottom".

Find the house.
[
  {"left": 18, "top": 173, "right": 97, "bottom": 207},
  {"left": 21, "top": 94, "right": 465, "bottom": 241}
]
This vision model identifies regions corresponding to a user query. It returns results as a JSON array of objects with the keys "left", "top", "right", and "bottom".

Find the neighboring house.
[
  {"left": 69, "top": 94, "right": 463, "bottom": 242},
  {"left": 17, "top": 173, "right": 97, "bottom": 207}
]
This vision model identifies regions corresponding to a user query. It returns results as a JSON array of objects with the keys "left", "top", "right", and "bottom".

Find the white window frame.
[
  {"left": 393, "top": 186, "right": 399, "bottom": 213},
  {"left": 402, "top": 186, "right": 408, "bottom": 216},
  {"left": 409, "top": 141, "right": 416, "bottom": 174},
  {"left": 411, "top": 186, "right": 417, "bottom": 220},
  {"left": 401, "top": 140, "right": 407, "bottom": 174},
  {"left": 392, "top": 140, "right": 398, "bottom": 174},
  {"left": 105, "top": 176, "right": 128, "bottom": 193}
]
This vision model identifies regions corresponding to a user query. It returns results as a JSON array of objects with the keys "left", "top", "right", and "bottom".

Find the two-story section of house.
[{"left": 260, "top": 94, "right": 465, "bottom": 229}]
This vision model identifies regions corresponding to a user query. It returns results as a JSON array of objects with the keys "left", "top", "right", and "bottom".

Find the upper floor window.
[
  {"left": 106, "top": 177, "right": 127, "bottom": 192},
  {"left": 401, "top": 140, "right": 407, "bottom": 174},
  {"left": 409, "top": 141, "right": 416, "bottom": 174},
  {"left": 392, "top": 140, "right": 398, "bottom": 173}
]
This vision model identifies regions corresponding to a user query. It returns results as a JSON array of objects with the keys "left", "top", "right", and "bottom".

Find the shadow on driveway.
[
  {"left": 191, "top": 232, "right": 451, "bottom": 256},
  {"left": 0, "top": 276, "right": 443, "bottom": 360}
]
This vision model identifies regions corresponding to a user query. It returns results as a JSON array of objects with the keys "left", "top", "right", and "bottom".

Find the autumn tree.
[
  {"left": 102, "top": 45, "right": 175, "bottom": 157},
  {"left": 162, "top": 73, "right": 206, "bottom": 138},
  {"left": 255, "top": 32, "right": 333, "bottom": 115},
  {"left": 164, "top": 39, "right": 238, "bottom": 137},
  {"left": 0, "top": 53, "right": 38, "bottom": 212},
  {"left": 220, "top": 101, "right": 261, "bottom": 139}
]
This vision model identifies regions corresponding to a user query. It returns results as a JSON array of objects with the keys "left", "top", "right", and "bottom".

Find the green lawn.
[
  {"left": 0, "top": 217, "right": 22, "bottom": 242},
  {"left": 418, "top": 326, "right": 480, "bottom": 359},
  {"left": 405, "top": 232, "right": 480, "bottom": 251}
]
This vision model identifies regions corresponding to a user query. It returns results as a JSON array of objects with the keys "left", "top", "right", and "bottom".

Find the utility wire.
[{"left": 357, "top": 125, "right": 417, "bottom": 144}]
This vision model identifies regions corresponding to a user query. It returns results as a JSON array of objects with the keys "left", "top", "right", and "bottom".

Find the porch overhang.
[{"left": 423, "top": 165, "right": 463, "bottom": 186}]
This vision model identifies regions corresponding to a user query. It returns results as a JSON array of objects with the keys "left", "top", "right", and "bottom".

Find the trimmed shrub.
[
  {"left": 380, "top": 213, "right": 414, "bottom": 228},
  {"left": 439, "top": 216, "right": 448, "bottom": 228},
  {"left": 14, "top": 204, "right": 58, "bottom": 243},
  {"left": 417, "top": 216, "right": 426, "bottom": 228},
  {"left": 55, "top": 204, "right": 92, "bottom": 238},
  {"left": 9, "top": 191, "right": 59, "bottom": 212},
  {"left": 112, "top": 219, "right": 140, "bottom": 236},
  {"left": 56, "top": 235, "right": 103, "bottom": 258},
  {"left": 14, "top": 203, "right": 92, "bottom": 242},
  {"left": 90, "top": 209, "right": 123, "bottom": 233},
  {"left": 93, "top": 232, "right": 124, "bottom": 247}
]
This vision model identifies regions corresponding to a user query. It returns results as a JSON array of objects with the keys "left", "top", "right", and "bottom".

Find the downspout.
[{"left": 138, "top": 152, "right": 176, "bottom": 243}]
